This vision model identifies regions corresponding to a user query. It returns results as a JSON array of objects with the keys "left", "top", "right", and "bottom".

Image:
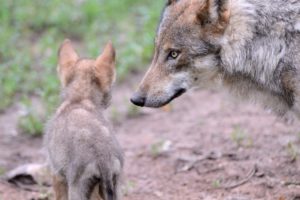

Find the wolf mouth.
[{"left": 160, "top": 88, "right": 187, "bottom": 107}]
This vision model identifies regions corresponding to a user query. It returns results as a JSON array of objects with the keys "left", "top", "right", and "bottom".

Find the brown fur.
[
  {"left": 45, "top": 40, "right": 123, "bottom": 200},
  {"left": 53, "top": 175, "right": 68, "bottom": 200}
]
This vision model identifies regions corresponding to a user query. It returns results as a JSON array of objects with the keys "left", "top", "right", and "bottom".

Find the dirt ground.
[{"left": 1, "top": 75, "right": 300, "bottom": 200}]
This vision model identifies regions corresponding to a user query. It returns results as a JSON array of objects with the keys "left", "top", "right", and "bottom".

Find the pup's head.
[
  {"left": 131, "top": 0, "right": 230, "bottom": 107},
  {"left": 58, "top": 39, "right": 116, "bottom": 108}
]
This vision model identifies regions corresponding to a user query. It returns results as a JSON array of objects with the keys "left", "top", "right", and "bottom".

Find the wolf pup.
[
  {"left": 131, "top": 0, "right": 300, "bottom": 117},
  {"left": 44, "top": 40, "right": 124, "bottom": 200}
]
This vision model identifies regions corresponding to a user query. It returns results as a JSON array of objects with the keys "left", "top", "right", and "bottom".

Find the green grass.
[
  {"left": 0, "top": 0, "right": 164, "bottom": 135},
  {"left": 286, "top": 142, "right": 298, "bottom": 162},
  {"left": 0, "top": 166, "right": 5, "bottom": 176},
  {"left": 122, "top": 180, "right": 136, "bottom": 196},
  {"left": 230, "top": 126, "right": 253, "bottom": 148},
  {"left": 212, "top": 179, "right": 221, "bottom": 188}
]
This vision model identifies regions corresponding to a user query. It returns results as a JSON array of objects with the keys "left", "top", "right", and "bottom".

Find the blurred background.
[{"left": 0, "top": 0, "right": 164, "bottom": 136}]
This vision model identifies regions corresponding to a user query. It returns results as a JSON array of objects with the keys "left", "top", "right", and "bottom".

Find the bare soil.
[{"left": 1, "top": 75, "right": 300, "bottom": 200}]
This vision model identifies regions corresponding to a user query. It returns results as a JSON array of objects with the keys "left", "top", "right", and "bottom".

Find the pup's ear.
[
  {"left": 58, "top": 39, "right": 79, "bottom": 86},
  {"left": 94, "top": 41, "right": 116, "bottom": 92},
  {"left": 197, "top": 0, "right": 230, "bottom": 32}
]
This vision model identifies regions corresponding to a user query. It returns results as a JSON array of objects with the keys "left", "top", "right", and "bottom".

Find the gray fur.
[
  {"left": 132, "top": 0, "right": 300, "bottom": 118},
  {"left": 220, "top": 0, "right": 300, "bottom": 115}
]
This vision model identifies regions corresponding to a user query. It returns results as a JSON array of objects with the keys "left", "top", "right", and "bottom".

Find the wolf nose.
[{"left": 130, "top": 93, "right": 146, "bottom": 107}]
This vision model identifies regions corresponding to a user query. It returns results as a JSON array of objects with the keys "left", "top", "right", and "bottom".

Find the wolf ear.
[
  {"left": 94, "top": 41, "right": 116, "bottom": 92},
  {"left": 197, "top": 0, "right": 230, "bottom": 31},
  {"left": 58, "top": 39, "right": 79, "bottom": 86}
]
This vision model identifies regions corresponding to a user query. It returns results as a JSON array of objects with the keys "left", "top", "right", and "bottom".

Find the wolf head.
[
  {"left": 58, "top": 39, "right": 116, "bottom": 108},
  {"left": 131, "top": 0, "right": 230, "bottom": 107}
]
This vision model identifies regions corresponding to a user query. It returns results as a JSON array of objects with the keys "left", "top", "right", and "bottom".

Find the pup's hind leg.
[
  {"left": 290, "top": 85, "right": 300, "bottom": 118},
  {"left": 68, "top": 178, "right": 97, "bottom": 200},
  {"left": 99, "top": 174, "right": 121, "bottom": 200},
  {"left": 283, "top": 71, "right": 300, "bottom": 118},
  {"left": 90, "top": 184, "right": 103, "bottom": 200},
  {"left": 112, "top": 174, "right": 121, "bottom": 200},
  {"left": 52, "top": 175, "right": 68, "bottom": 200}
]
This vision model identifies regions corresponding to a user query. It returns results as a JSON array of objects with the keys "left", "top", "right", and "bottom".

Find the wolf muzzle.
[{"left": 130, "top": 88, "right": 186, "bottom": 108}]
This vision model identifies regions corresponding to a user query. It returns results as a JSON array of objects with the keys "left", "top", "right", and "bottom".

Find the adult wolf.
[{"left": 131, "top": 0, "right": 300, "bottom": 117}]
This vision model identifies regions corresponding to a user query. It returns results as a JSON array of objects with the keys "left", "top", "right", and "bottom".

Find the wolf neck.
[
  {"left": 61, "top": 83, "right": 105, "bottom": 111},
  {"left": 220, "top": 0, "right": 290, "bottom": 94},
  {"left": 215, "top": 0, "right": 299, "bottom": 114}
]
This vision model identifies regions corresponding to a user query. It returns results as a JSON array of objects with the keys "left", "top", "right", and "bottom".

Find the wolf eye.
[{"left": 168, "top": 50, "right": 180, "bottom": 60}]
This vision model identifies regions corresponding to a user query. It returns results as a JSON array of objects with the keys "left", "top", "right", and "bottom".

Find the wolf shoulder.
[{"left": 45, "top": 106, "right": 114, "bottom": 146}]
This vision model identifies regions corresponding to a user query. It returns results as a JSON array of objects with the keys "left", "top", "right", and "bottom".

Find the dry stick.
[
  {"left": 284, "top": 181, "right": 300, "bottom": 186},
  {"left": 0, "top": 178, "right": 40, "bottom": 193},
  {"left": 195, "top": 166, "right": 224, "bottom": 175},
  {"left": 175, "top": 151, "right": 224, "bottom": 173},
  {"left": 175, "top": 155, "right": 211, "bottom": 173},
  {"left": 222, "top": 165, "right": 258, "bottom": 190},
  {"left": 15, "top": 183, "right": 41, "bottom": 192},
  {"left": 8, "top": 181, "right": 41, "bottom": 193}
]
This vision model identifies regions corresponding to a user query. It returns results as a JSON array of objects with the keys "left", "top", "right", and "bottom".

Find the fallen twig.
[
  {"left": 284, "top": 181, "right": 300, "bottom": 186},
  {"left": 10, "top": 181, "right": 41, "bottom": 193},
  {"left": 222, "top": 165, "right": 258, "bottom": 190},
  {"left": 0, "top": 178, "right": 40, "bottom": 193},
  {"left": 195, "top": 166, "right": 224, "bottom": 175},
  {"left": 174, "top": 153, "right": 217, "bottom": 173},
  {"left": 175, "top": 157, "right": 208, "bottom": 173}
]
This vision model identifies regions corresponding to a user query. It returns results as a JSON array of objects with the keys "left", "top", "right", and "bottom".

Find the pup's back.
[{"left": 45, "top": 40, "right": 123, "bottom": 200}]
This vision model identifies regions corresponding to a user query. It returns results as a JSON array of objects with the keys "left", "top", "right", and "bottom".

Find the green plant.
[
  {"left": 110, "top": 106, "right": 122, "bottom": 123},
  {"left": 212, "top": 179, "right": 221, "bottom": 188},
  {"left": 230, "top": 126, "right": 253, "bottom": 147},
  {"left": 127, "top": 104, "right": 141, "bottom": 118},
  {"left": 37, "top": 191, "right": 52, "bottom": 200},
  {"left": 150, "top": 140, "right": 172, "bottom": 158},
  {"left": 0, "top": 167, "right": 5, "bottom": 176},
  {"left": 286, "top": 142, "right": 298, "bottom": 162},
  {"left": 18, "top": 113, "right": 44, "bottom": 136},
  {"left": 122, "top": 180, "right": 136, "bottom": 196}
]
